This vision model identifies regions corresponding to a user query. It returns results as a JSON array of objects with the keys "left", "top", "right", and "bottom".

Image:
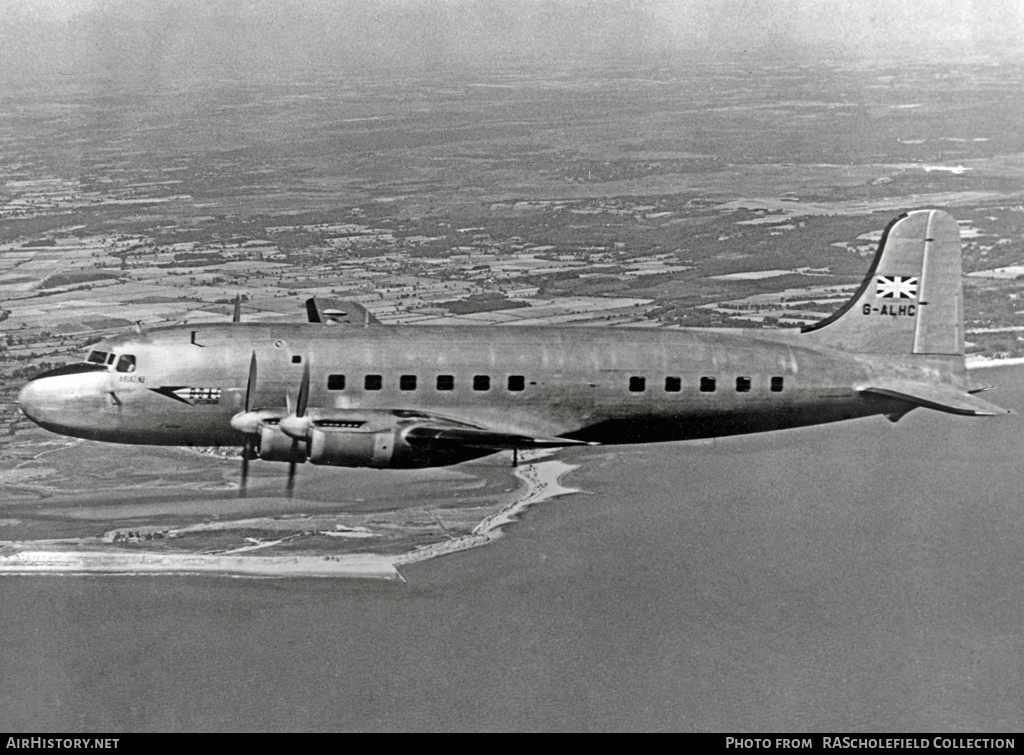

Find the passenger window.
[
  {"left": 115, "top": 355, "right": 136, "bottom": 373},
  {"left": 771, "top": 376, "right": 784, "bottom": 392},
  {"left": 665, "top": 376, "right": 681, "bottom": 392},
  {"left": 736, "top": 377, "right": 751, "bottom": 393},
  {"left": 291, "top": 355, "right": 302, "bottom": 364},
  {"left": 473, "top": 375, "right": 490, "bottom": 391},
  {"left": 327, "top": 374, "right": 346, "bottom": 391},
  {"left": 364, "top": 374, "right": 382, "bottom": 391},
  {"left": 508, "top": 375, "right": 525, "bottom": 392},
  {"left": 700, "top": 377, "right": 716, "bottom": 392},
  {"left": 400, "top": 375, "right": 417, "bottom": 391},
  {"left": 629, "top": 376, "right": 646, "bottom": 392},
  {"left": 437, "top": 375, "right": 454, "bottom": 391}
]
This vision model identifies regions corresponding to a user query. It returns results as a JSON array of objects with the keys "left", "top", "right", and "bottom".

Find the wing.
[{"left": 305, "top": 297, "right": 382, "bottom": 326}]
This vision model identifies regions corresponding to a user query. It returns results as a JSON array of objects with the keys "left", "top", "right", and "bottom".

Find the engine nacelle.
[
  {"left": 258, "top": 422, "right": 306, "bottom": 463},
  {"left": 308, "top": 427, "right": 396, "bottom": 468},
  {"left": 305, "top": 411, "right": 493, "bottom": 469}
]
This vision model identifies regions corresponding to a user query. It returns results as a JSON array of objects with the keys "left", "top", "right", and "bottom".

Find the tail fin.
[{"left": 801, "top": 209, "right": 963, "bottom": 355}]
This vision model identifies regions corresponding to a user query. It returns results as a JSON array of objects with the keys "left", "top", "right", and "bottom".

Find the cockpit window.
[
  {"left": 115, "top": 355, "right": 137, "bottom": 373},
  {"left": 86, "top": 350, "right": 110, "bottom": 365}
]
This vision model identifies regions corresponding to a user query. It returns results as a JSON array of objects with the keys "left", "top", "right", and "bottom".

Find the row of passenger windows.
[
  {"left": 325, "top": 374, "right": 785, "bottom": 393},
  {"left": 328, "top": 374, "right": 527, "bottom": 392},
  {"left": 630, "top": 376, "right": 784, "bottom": 392}
]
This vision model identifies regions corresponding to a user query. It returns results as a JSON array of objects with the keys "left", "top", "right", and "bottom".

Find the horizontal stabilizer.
[
  {"left": 405, "top": 425, "right": 594, "bottom": 450},
  {"left": 305, "top": 297, "right": 381, "bottom": 326},
  {"left": 858, "top": 381, "right": 1014, "bottom": 416}
]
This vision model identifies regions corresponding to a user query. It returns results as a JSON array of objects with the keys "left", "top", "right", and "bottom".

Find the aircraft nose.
[
  {"left": 17, "top": 364, "right": 113, "bottom": 433},
  {"left": 18, "top": 376, "right": 65, "bottom": 425}
]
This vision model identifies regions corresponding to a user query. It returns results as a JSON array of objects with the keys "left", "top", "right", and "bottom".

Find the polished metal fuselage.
[{"left": 18, "top": 322, "right": 937, "bottom": 448}]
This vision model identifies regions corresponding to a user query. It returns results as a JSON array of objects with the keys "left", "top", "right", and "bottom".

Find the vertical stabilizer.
[{"left": 801, "top": 209, "right": 963, "bottom": 356}]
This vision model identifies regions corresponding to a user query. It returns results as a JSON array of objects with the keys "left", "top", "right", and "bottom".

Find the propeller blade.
[
  {"left": 286, "top": 460, "right": 297, "bottom": 498},
  {"left": 244, "top": 351, "right": 257, "bottom": 413},
  {"left": 239, "top": 439, "right": 251, "bottom": 498},
  {"left": 282, "top": 354, "right": 312, "bottom": 497},
  {"left": 297, "top": 357, "right": 310, "bottom": 418},
  {"left": 280, "top": 352, "right": 313, "bottom": 438},
  {"left": 238, "top": 353, "right": 258, "bottom": 497},
  {"left": 232, "top": 294, "right": 242, "bottom": 323}
]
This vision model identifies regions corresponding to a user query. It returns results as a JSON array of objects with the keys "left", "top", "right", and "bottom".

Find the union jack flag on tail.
[{"left": 876, "top": 275, "right": 918, "bottom": 299}]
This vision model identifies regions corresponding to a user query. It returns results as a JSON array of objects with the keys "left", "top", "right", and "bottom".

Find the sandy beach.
[
  {"left": 0, "top": 547, "right": 401, "bottom": 579},
  {"left": 966, "top": 355, "right": 1024, "bottom": 369}
]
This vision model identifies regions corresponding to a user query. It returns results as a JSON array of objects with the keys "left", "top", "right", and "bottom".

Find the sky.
[{"left": 0, "top": 0, "right": 1021, "bottom": 88}]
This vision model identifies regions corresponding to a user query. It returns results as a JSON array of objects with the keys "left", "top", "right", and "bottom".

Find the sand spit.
[
  {"left": 0, "top": 452, "right": 581, "bottom": 580},
  {"left": 395, "top": 453, "right": 580, "bottom": 567},
  {"left": 966, "top": 356, "right": 1024, "bottom": 369},
  {"left": 0, "top": 548, "right": 401, "bottom": 579}
]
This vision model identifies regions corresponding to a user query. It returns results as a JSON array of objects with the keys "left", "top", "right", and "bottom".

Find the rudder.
[{"left": 801, "top": 209, "right": 963, "bottom": 355}]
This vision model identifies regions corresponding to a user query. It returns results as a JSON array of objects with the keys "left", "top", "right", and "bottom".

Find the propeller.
[
  {"left": 281, "top": 356, "right": 311, "bottom": 498},
  {"left": 229, "top": 351, "right": 313, "bottom": 499}
]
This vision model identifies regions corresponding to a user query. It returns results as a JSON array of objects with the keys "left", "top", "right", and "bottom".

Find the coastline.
[
  {"left": 0, "top": 451, "right": 581, "bottom": 580},
  {"left": 394, "top": 451, "right": 580, "bottom": 568}
]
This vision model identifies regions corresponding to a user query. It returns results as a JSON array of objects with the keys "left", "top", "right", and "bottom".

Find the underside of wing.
[{"left": 858, "top": 380, "right": 1014, "bottom": 416}]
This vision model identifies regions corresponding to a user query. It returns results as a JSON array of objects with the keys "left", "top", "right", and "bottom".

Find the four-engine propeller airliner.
[{"left": 17, "top": 209, "right": 1012, "bottom": 496}]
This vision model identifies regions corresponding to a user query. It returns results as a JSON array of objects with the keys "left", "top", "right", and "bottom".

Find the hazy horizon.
[{"left": 1, "top": 0, "right": 1022, "bottom": 90}]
